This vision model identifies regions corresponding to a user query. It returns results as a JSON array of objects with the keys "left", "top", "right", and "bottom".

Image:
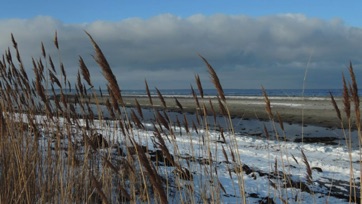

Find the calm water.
[
  {"left": 120, "top": 89, "right": 346, "bottom": 97},
  {"left": 56, "top": 89, "right": 350, "bottom": 97},
  {"left": 56, "top": 88, "right": 352, "bottom": 97}
]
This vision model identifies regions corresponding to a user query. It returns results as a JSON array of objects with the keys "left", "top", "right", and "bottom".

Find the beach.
[
  {"left": 74, "top": 95, "right": 349, "bottom": 129},
  {"left": 10, "top": 98, "right": 362, "bottom": 203}
]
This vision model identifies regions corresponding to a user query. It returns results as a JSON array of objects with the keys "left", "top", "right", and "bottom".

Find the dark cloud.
[{"left": 0, "top": 14, "right": 361, "bottom": 89}]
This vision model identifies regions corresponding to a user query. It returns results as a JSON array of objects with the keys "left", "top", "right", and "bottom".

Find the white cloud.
[{"left": 0, "top": 14, "right": 361, "bottom": 89}]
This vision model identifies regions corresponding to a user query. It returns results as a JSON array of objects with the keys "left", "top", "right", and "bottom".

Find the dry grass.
[
  {"left": 86, "top": 31, "right": 123, "bottom": 106},
  {"left": 199, "top": 54, "right": 225, "bottom": 102}
]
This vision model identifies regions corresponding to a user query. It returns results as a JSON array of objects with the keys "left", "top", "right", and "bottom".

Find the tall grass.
[{"left": 0, "top": 32, "right": 360, "bottom": 203}]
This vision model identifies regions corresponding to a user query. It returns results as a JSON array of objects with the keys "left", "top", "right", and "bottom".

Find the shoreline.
[{"left": 61, "top": 94, "right": 354, "bottom": 129}]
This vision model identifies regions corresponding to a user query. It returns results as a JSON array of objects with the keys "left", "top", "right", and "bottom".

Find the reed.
[
  {"left": 145, "top": 79, "right": 153, "bottom": 106},
  {"left": 86, "top": 32, "right": 123, "bottom": 106},
  {"left": 199, "top": 54, "right": 225, "bottom": 101},
  {"left": 174, "top": 97, "right": 183, "bottom": 111},
  {"left": 195, "top": 74, "right": 204, "bottom": 99},
  {"left": 191, "top": 85, "right": 200, "bottom": 109},
  {"left": 156, "top": 87, "right": 166, "bottom": 108},
  {"left": 301, "top": 149, "right": 312, "bottom": 184},
  {"left": 79, "top": 56, "right": 92, "bottom": 87},
  {"left": 330, "top": 92, "right": 341, "bottom": 121},
  {"left": 0, "top": 32, "right": 359, "bottom": 204},
  {"left": 134, "top": 98, "right": 144, "bottom": 119},
  {"left": 262, "top": 86, "right": 273, "bottom": 119}
]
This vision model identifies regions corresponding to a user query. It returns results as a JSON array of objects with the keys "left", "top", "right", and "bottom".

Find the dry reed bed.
[{"left": 0, "top": 32, "right": 360, "bottom": 203}]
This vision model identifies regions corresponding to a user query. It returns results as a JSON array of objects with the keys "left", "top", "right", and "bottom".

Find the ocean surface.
[
  {"left": 56, "top": 88, "right": 355, "bottom": 98},
  {"left": 120, "top": 89, "right": 346, "bottom": 97}
]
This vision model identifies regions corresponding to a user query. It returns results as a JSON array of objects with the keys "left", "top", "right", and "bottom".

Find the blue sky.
[
  {"left": 1, "top": 1, "right": 361, "bottom": 26},
  {"left": 0, "top": 1, "right": 362, "bottom": 89}
]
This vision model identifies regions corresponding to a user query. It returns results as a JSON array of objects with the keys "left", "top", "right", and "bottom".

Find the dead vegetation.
[{"left": 0, "top": 32, "right": 360, "bottom": 203}]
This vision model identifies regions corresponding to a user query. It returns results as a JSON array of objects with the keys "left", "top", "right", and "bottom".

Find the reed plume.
[
  {"left": 276, "top": 111, "right": 284, "bottom": 131},
  {"left": 130, "top": 109, "right": 144, "bottom": 129},
  {"left": 155, "top": 88, "right": 166, "bottom": 108},
  {"left": 195, "top": 74, "right": 204, "bottom": 98},
  {"left": 342, "top": 73, "right": 351, "bottom": 119},
  {"left": 41, "top": 42, "right": 46, "bottom": 58},
  {"left": 145, "top": 80, "right": 153, "bottom": 106},
  {"left": 134, "top": 98, "right": 144, "bottom": 119},
  {"left": 49, "top": 70, "right": 61, "bottom": 88},
  {"left": 175, "top": 97, "right": 183, "bottom": 111},
  {"left": 76, "top": 71, "right": 84, "bottom": 96},
  {"left": 48, "top": 56, "right": 55, "bottom": 73},
  {"left": 301, "top": 149, "right": 312, "bottom": 183},
  {"left": 191, "top": 85, "right": 200, "bottom": 109},
  {"left": 60, "top": 63, "right": 66, "bottom": 85},
  {"left": 79, "top": 56, "right": 92, "bottom": 87},
  {"left": 349, "top": 62, "right": 359, "bottom": 105},
  {"left": 54, "top": 30, "right": 59, "bottom": 49},
  {"left": 199, "top": 54, "right": 226, "bottom": 101},
  {"left": 153, "top": 126, "right": 177, "bottom": 167},
  {"left": 108, "top": 85, "right": 121, "bottom": 115},
  {"left": 11, "top": 34, "right": 22, "bottom": 63},
  {"left": 330, "top": 92, "right": 341, "bottom": 121},
  {"left": 85, "top": 31, "right": 124, "bottom": 106},
  {"left": 156, "top": 110, "right": 169, "bottom": 131},
  {"left": 262, "top": 86, "right": 273, "bottom": 118},
  {"left": 11, "top": 33, "right": 17, "bottom": 50},
  {"left": 349, "top": 63, "right": 360, "bottom": 125}
]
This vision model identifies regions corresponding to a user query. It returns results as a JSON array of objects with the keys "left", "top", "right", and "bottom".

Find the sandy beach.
[{"left": 74, "top": 95, "right": 351, "bottom": 129}]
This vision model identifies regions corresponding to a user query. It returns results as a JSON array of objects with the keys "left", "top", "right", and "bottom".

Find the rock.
[
  {"left": 149, "top": 149, "right": 175, "bottom": 166},
  {"left": 91, "top": 133, "right": 109, "bottom": 149},
  {"left": 243, "top": 164, "right": 253, "bottom": 175},
  {"left": 248, "top": 132, "right": 262, "bottom": 137},
  {"left": 259, "top": 196, "right": 275, "bottom": 204},
  {"left": 232, "top": 164, "right": 253, "bottom": 175},
  {"left": 293, "top": 137, "right": 339, "bottom": 145},
  {"left": 312, "top": 167, "right": 323, "bottom": 172},
  {"left": 248, "top": 193, "right": 259, "bottom": 198}
]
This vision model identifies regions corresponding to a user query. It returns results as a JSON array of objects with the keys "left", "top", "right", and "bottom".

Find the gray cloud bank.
[{"left": 0, "top": 14, "right": 362, "bottom": 89}]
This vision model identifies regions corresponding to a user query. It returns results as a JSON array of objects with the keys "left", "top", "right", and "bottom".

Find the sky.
[{"left": 1, "top": 1, "right": 362, "bottom": 90}]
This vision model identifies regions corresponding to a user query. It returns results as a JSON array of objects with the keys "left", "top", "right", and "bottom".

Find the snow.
[{"left": 12, "top": 111, "right": 361, "bottom": 203}]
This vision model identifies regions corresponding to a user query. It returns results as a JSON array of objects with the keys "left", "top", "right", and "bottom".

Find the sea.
[
  {"left": 119, "top": 89, "right": 346, "bottom": 98},
  {"left": 57, "top": 88, "right": 353, "bottom": 98}
]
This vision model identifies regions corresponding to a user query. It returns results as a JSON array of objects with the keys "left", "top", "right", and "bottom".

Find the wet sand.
[{"left": 76, "top": 95, "right": 352, "bottom": 129}]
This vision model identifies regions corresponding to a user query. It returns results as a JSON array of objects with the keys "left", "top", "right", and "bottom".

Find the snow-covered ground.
[{"left": 14, "top": 111, "right": 361, "bottom": 203}]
